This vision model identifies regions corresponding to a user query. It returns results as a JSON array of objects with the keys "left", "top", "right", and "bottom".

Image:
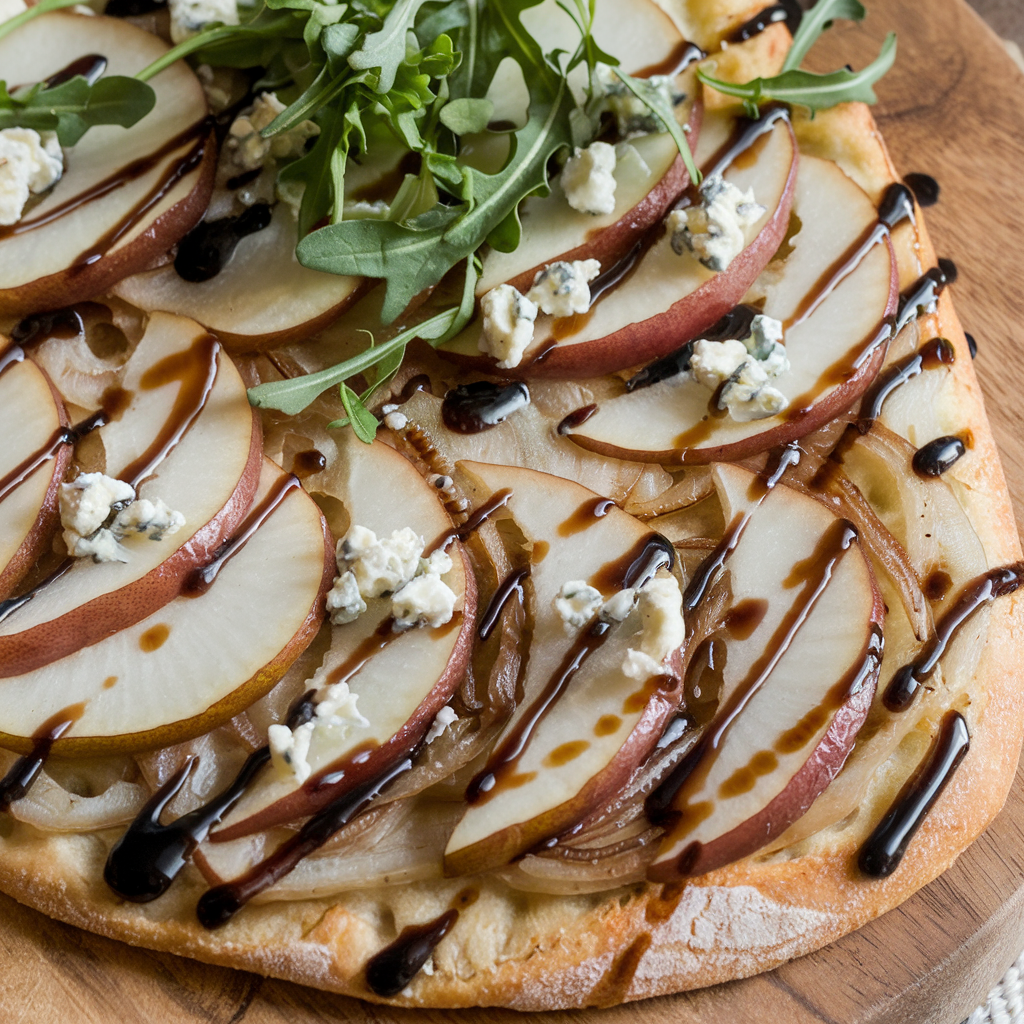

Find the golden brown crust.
[{"left": 0, "top": 7, "right": 1021, "bottom": 1012}]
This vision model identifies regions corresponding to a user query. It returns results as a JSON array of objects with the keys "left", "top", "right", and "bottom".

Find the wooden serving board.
[{"left": 3, "top": 1, "right": 1024, "bottom": 1022}]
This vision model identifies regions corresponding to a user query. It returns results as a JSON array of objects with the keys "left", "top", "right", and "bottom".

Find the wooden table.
[{"left": 3, "top": 1, "right": 1024, "bottom": 1021}]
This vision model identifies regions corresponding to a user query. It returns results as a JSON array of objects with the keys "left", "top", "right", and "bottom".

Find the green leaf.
[
  {"left": 247, "top": 305, "right": 459, "bottom": 415},
  {"left": 348, "top": 0, "right": 431, "bottom": 92},
  {"left": 324, "top": 22, "right": 362, "bottom": 72},
  {"left": 0, "top": 74, "right": 156, "bottom": 146},
  {"left": 783, "top": 0, "right": 866, "bottom": 72},
  {"left": 339, "top": 382, "right": 379, "bottom": 442},
  {"left": 697, "top": 32, "right": 897, "bottom": 116},
  {"left": 439, "top": 96, "right": 493, "bottom": 134},
  {"left": 614, "top": 70, "right": 701, "bottom": 185}
]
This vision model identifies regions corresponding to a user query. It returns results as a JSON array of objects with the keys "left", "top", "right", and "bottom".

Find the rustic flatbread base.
[{"left": 0, "top": 3, "right": 1021, "bottom": 1012}]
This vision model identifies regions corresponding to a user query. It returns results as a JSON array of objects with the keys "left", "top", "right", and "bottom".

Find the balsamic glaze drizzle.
[
  {"left": 0, "top": 707, "right": 82, "bottom": 813},
  {"left": 174, "top": 204, "right": 273, "bottom": 283},
  {"left": 731, "top": 0, "right": 803, "bottom": 43},
  {"left": 104, "top": 691, "right": 317, "bottom": 903},
  {"left": 912, "top": 435, "right": 967, "bottom": 478},
  {"left": 196, "top": 752, "right": 416, "bottom": 929},
  {"left": 904, "top": 172, "right": 940, "bottom": 208},
  {"left": 441, "top": 381, "right": 530, "bottom": 434},
  {"left": 860, "top": 337, "right": 956, "bottom": 423},
  {"left": 365, "top": 909, "right": 460, "bottom": 997},
  {"left": 44, "top": 55, "right": 108, "bottom": 90},
  {"left": 478, "top": 566, "right": 530, "bottom": 641},
  {"left": 965, "top": 332, "right": 978, "bottom": 359},
  {"left": 883, "top": 563, "right": 1024, "bottom": 712},
  {"left": 858, "top": 711, "right": 969, "bottom": 878},
  {"left": 465, "top": 535, "right": 674, "bottom": 806}
]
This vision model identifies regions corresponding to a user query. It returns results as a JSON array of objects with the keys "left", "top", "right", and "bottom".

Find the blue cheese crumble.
[
  {"left": 689, "top": 314, "right": 789, "bottom": 422},
  {"left": 168, "top": 0, "right": 238, "bottom": 44},
  {"left": 479, "top": 283, "right": 539, "bottom": 369},
  {"left": 562, "top": 141, "right": 617, "bottom": 215},
  {"left": 0, "top": 128, "right": 63, "bottom": 227},
  {"left": 59, "top": 473, "right": 184, "bottom": 564},
  {"left": 668, "top": 174, "right": 766, "bottom": 272},
  {"left": 527, "top": 259, "right": 602, "bottom": 318},
  {"left": 594, "top": 64, "right": 686, "bottom": 137}
]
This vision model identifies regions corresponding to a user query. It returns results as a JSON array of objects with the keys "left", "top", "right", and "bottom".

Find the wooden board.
[{"left": 3, "top": 1, "right": 1024, "bottom": 1021}]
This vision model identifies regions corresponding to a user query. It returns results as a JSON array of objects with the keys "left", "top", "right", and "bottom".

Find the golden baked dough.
[{"left": 0, "top": 1, "right": 1020, "bottom": 1011}]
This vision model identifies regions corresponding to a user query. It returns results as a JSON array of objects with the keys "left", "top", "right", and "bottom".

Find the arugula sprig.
[
  {"left": 0, "top": 75, "right": 156, "bottom": 147},
  {"left": 697, "top": 0, "right": 896, "bottom": 118}
]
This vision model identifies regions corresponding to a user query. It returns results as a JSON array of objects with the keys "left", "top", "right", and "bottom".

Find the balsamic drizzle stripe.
[
  {"left": 860, "top": 337, "right": 956, "bottom": 423},
  {"left": 883, "top": 563, "right": 1024, "bottom": 712},
  {"left": 365, "top": 909, "right": 460, "bottom": 997},
  {"left": 858, "top": 710, "right": 969, "bottom": 878},
  {"left": 104, "top": 690, "right": 316, "bottom": 902},
  {"left": 465, "top": 534, "right": 673, "bottom": 806},
  {"left": 184, "top": 474, "right": 300, "bottom": 596},
  {"left": 0, "top": 705, "right": 83, "bottom": 812},
  {"left": 196, "top": 753, "right": 415, "bottom": 929},
  {"left": 730, "top": 0, "right": 803, "bottom": 43},
  {"left": 478, "top": 567, "right": 530, "bottom": 641}
]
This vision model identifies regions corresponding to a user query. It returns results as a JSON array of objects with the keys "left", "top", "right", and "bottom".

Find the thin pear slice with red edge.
[
  {"left": 565, "top": 153, "right": 899, "bottom": 464},
  {"left": 0, "top": 356, "right": 71, "bottom": 598},
  {"left": 0, "top": 312, "right": 261, "bottom": 677},
  {"left": 0, "top": 459, "right": 332, "bottom": 757},
  {"left": 0, "top": 12, "right": 215, "bottom": 316},
  {"left": 112, "top": 202, "right": 371, "bottom": 354},
  {"left": 647, "top": 462, "right": 883, "bottom": 882},
  {"left": 476, "top": 104, "right": 702, "bottom": 298},
  {"left": 442, "top": 113, "right": 796, "bottom": 379},
  {"left": 443, "top": 461, "right": 684, "bottom": 877},
  {"left": 211, "top": 436, "right": 476, "bottom": 841}
]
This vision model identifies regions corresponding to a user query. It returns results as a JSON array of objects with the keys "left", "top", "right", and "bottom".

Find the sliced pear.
[
  {"left": 565, "top": 153, "right": 898, "bottom": 463},
  {"left": 647, "top": 463, "right": 883, "bottom": 881},
  {"left": 0, "top": 357, "right": 71, "bottom": 598},
  {"left": 0, "top": 313, "right": 261, "bottom": 677},
  {"left": 442, "top": 114, "right": 797, "bottom": 379},
  {"left": 476, "top": 111, "right": 701, "bottom": 299},
  {"left": 0, "top": 12, "right": 214, "bottom": 315},
  {"left": 0, "top": 459, "right": 332, "bottom": 757},
  {"left": 212, "top": 436, "right": 476, "bottom": 840},
  {"left": 112, "top": 202, "right": 369, "bottom": 353},
  {"left": 443, "top": 461, "right": 682, "bottom": 877}
]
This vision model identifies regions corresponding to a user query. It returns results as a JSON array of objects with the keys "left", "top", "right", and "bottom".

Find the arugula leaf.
[
  {"left": 614, "top": 70, "right": 701, "bottom": 186},
  {"left": 0, "top": 75, "right": 156, "bottom": 146},
  {"left": 783, "top": 0, "right": 866, "bottom": 72},
  {"left": 439, "top": 96, "right": 493, "bottom": 134},
  {"left": 348, "top": 0, "right": 431, "bottom": 92},
  {"left": 248, "top": 305, "right": 460, "bottom": 414},
  {"left": 697, "top": 32, "right": 896, "bottom": 117},
  {"left": 338, "top": 382, "right": 380, "bottom": 441}
]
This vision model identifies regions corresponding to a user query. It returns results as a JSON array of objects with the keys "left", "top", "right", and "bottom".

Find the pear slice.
[
  {"left": 476, "top": 110, "right": 702, "bottom": 299},
  {"left": 211, "top": 436, "right": 476, "bottom": 840},
  {"left": 0, "top": 356, "right": 71, "bottom": 599},
  {"left": 111, "top": 203, "right": 369, "bottom": 353},
  {"left": 442, "top": 114, "right": 797, "bottom": 379},
  {"left": 443, "top": 461, "right": 683, "bottom": 877},
  {"left": 0, "top": 313, "right": 261, "bottom": 677},
  {"left": 0, "top": 459, "right": 332, "bottom": 757},
  {"left": 565, "top": 153, "right": 899, "bottom": 463},
  {"left": 647, "top": 463, "right": 883, "bottom": 882},
  {"left": 0, "top": 12, "right": 214, "bottom": 315}
]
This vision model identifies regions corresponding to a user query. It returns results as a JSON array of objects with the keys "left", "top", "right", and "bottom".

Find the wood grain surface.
[{"left": 3, "top": 2, "right": 1024, "bottom": 1022}]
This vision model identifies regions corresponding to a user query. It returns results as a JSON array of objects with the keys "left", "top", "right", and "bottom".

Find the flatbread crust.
[{"left": 0, "top": 3, "right": 1021, "bottom": 1011}]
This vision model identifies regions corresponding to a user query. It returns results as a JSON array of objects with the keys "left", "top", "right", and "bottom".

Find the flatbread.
[{"left": 0, "top": 2, "right": 1021, "bottom": 1011}]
